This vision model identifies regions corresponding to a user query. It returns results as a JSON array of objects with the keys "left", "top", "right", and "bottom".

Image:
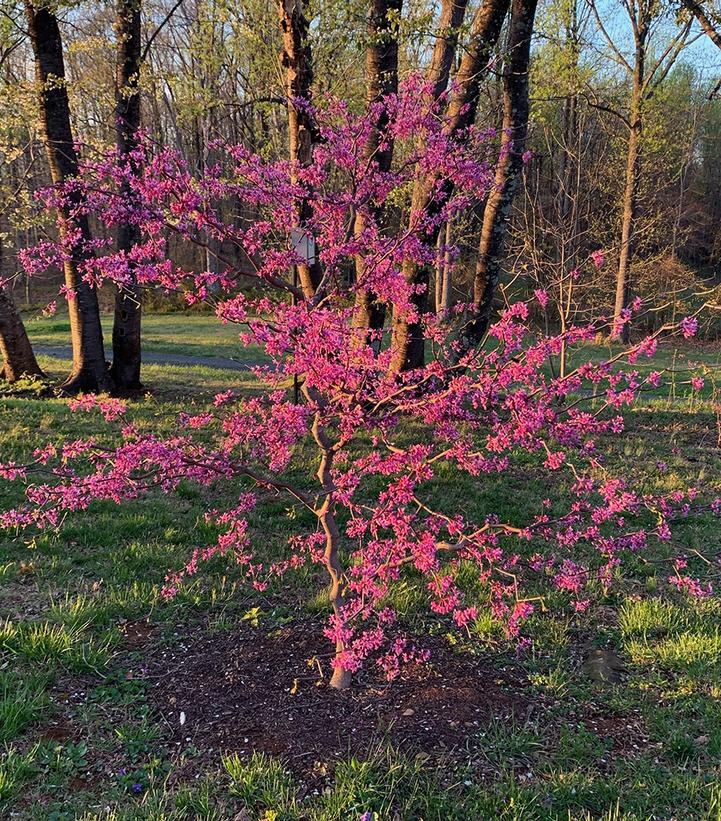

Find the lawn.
[
  {"left": 23, "top": 312, "right": 268, "bottom": 364},
  {"left": 1, "top": 321, "right": 721, "bottom": 820}
]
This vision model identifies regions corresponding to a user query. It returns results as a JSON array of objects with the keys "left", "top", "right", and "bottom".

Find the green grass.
[
  {"left": 0, "top": 317, "right": 720, "bottom": 818},
  {"left": 24, "top": 310, "right": 267, "bottom": 363},
  {"left": 0, "top": 671, "right": 50, "bottom": 742}
]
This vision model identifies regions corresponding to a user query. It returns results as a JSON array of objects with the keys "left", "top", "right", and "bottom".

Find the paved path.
[{"left": 34, "top": 346, "right": 253, "bottom": 372}]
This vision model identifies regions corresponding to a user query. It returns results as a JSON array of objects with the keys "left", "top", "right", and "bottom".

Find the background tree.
[
  {"left": 464, "top": 0, "right": 540, "bottom": 349},
  {"left": 0, "top": 285, "right": 43, "bottom": 380},
  {"left": 586, "top": 0, "right": 698, "bottom": 342},
  {"left": 110, "top": 0, "right": 143, "bottom": 390},
  {"left": 25, "top": 0, "right": 111, "bottom": 392}
]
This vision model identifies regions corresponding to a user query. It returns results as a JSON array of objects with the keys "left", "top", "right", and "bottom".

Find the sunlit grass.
[{"left": 24, "top": 311, "right": 268, "bottom": 363}]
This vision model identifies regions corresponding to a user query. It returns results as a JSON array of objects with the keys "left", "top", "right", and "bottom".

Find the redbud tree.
[{"left": 2, "top": 80, "right": 718, "bottom": 689}]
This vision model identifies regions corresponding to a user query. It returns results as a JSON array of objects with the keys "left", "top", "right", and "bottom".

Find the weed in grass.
[
  {"left": 36, "top": 740, "right": 89, "bottom": 780},
  {"left": 115, "top": 716, "right": 161, "bottom": 760},
  {"left": 707, "top": 785, "right": 721, "bottom": 821},
  {"left": 529, "top": 663, "right": 573, "bottom": 697},
  {"left": 468, "top": 609, "right": 503, "bottom": 644},
  {"left": 50, "top": 593, "right": 108, "bottom": 630},
  {"left": 89, "top": 669, "right": 148, "bottom": 707},
  {"left": 174, "top": 779, "right": 226, "bottom": 819},
  {"left": 529, "top": 616, "right": 571, "bottom": 656}
]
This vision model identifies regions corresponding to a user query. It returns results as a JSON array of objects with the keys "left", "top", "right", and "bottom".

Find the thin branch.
[{"left": 141, "top": 0, "right": 186, "bottom": 64}]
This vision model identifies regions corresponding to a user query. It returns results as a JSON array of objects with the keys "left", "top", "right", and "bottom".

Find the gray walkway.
[{"left": 34, "top": 346, "right": 253, "bottom": 371}]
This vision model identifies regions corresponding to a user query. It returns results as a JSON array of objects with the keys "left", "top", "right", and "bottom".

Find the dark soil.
[
  {"left": 146, "top": 621, "right": 529, "bottom": 771},
  {"left": 583, "top": 711, "right": 650, "bottom": 757},
  {"left": 120, "top": 618, "right": 159, "bottom": 650}
]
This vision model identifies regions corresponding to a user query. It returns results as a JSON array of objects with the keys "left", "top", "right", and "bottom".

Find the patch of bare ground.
[
  {"left": 583, "top": 710, "right": 651, "bottom": 759},
  {"left": 119, "top": 618, "right": 159, "bottom": 650},
  {"left": 145, "top": 620, "right": 529, "bottom": 773}
]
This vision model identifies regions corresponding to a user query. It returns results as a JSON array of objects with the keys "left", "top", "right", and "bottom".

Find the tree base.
[
  {"left": 329, "top": 666, "right": 352, "bottom": 690},
  {"left": 60, "top": 366, "right": 114, "bottom": 395},
  {"left": 109, "top": 361, "right": 142, "bottom": 392},
  {"left": 1, "top": 366, "right": 46, "bottom": 383}
]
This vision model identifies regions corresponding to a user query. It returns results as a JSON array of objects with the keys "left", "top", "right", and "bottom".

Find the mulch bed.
[{"left": 145, "top": 620, "right": 529, "bottom": 770}]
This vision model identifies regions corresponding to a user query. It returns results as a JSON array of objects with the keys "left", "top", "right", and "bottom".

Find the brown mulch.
[
  {"left": 120, "top": 618, "right": 159, "bottom": 650},
  {"left": 145, "top": 621, "right": 529, "bottom": 768}
]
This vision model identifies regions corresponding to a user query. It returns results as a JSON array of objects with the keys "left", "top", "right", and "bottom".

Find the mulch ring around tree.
[{"left": 145, "top": 619, "right": 530, "bottom": 773}]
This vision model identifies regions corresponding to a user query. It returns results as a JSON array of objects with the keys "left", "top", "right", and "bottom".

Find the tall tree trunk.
[
  {"left": 352, "top": 0, "right": 403, "bottom": 345},
  {"left": 426, "top": 0, "right": 469, "bottom": 100},
  {"left": 0, "top": 287, "right": 43, "bottom": 382},
  {"left": 277, "top": 0, "right": 323, "bottom": 299},
  {"left": 463, "top": 0, "right": 538, "bottom": 349},
  {"left": 558, "top": 0, "right": 580, "bottom": 268},
  {"left": 389, "top": 0, "right": 511, "bottom": 373},
  {"left": 110, "top": 0, "right": 143, "bottom": 390},
  {"left": 25, "top": 0, "right": 111, "bottom": 393},
  {"left": 613, "top": 41, "right": 645, "bottom": 345}
]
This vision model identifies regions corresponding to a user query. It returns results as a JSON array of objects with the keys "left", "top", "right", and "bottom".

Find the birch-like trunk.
[{"left": 277, "top": 0, "right": 324, "bottom": 299}]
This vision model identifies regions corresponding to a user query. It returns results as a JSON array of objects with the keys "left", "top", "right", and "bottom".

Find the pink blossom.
[
  {"left": 590, "top": 249, "right": 605, "bottom": 269},
  {"left": 680, "top": 316, "right": 698, "bottom": 339}
]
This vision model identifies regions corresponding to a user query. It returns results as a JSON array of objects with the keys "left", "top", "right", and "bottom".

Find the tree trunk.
[
  {"left": 303, "top": 384, "right": 352, "bottom": 689},
  {"left": 463, "top": 0, "right": 538, "bottom": 349},
  {"left": 0, "top": 287, "right": 43, "bottom": 382},
  {"left": 25, "top": 0, "right": 111, "bottom": 393},
  {"left": 613, "top": 41, "right": 645, "bottom": 345},
  {"left": 352, "top": 0, "right": 403, "bottom": 345},
  {"left": 427, "top": 0, "right": 469, "bottom": 103},
  {"left": 277, "top": 0, "right": 323, "bottom": 299},
  {"left": 389, "top": 0, "right": 510, "bottom": 373},
  {"left": 558, "top": 0, "right": 580, "bottom": 269},
  {"left": 110, "top": 0, "right": 143, "bottom": 390},
  {"left": 438, "top": 217, "right": 453, "bottom": 318}
]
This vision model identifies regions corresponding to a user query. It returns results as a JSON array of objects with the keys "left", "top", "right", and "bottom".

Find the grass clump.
[{"left": 0, "top": 671, "right": 49, "bottom": 741}]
